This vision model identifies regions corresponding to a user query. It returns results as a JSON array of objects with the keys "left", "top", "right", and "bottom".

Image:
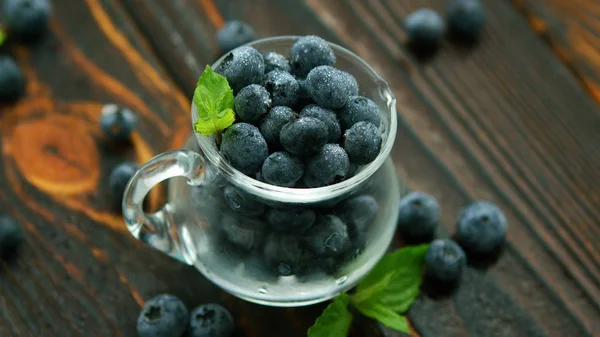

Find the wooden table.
[{"left": 1, "top": 0, "right": 599, "bottom": 336}]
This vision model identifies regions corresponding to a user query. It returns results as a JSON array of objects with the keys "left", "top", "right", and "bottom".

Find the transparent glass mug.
[{"left": 123, "top": 36, "right": 403, "bottom": 306}]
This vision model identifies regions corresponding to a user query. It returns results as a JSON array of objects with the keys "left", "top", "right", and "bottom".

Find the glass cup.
[{"left": 122, "top": 36, "right": 403, "bottom": 307}]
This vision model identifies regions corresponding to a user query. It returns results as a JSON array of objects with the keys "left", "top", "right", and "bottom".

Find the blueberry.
[
  {"left": 397, "top": 192, "right": 440, "bottom": 241},
  {"left": 260, "top": 151, "right": 304, "bottom": 187},
  {"left": 304, "top": 144, "right": 350, "bottom": 188},
  {"left": 220, "top": 213, "right": 266, "bottom": 251},
  {"left": 300, "top": 104, "right": 341, "bottom": 143},
  {"left": 456, "top": 201, "right": 507, "bottom": 254},
  {"left": 295, "top": 78, "right": 314, "bottom": 109},
  {"left": 137, "top": 294, "right": 188, "bottom": 337},
  {"left": 343, "top": 122, "right": 381, "bottom": 164},
  {"left": 220, "top": 123, "right": 268, "bottom": 176},
  {"left": 109, "top": 162, "right": 139, "bottom": 207},
  {"left": 425, "top": 239, "right": 466, "bottom": 284},
  {"left": 304, "top": 215, "right": 350, "bottom": 257},
  {"left": 0, "top": 215, "right": 24, "bottom": 258},
  {"left": 263, "top": 70, "right": 299, "bottom": 107},
  {"left": 264, "top": 233, "right": 304, "bottom": 276},
  {"left": 338, "top": 96, "right": 381, "bottom": 130},
  {"left": 259, "top": 106, "right": 297, "bottom": 149},
  {"left": 263, "top": 52, "right": 292, "bottom": 73},
  {"left": 290, "top": 35, "right": 336, "bottom": 77},
  {"left": 223, "top": 186, "right": 265, "bottom": 216},
  {"left": 280, "top": 116, "right": 329, "bottom": 156},
  {"left": 3, "top": 0, "right": 50, "bottom": 42},
  {"left": 216, "top": 20, "right": 257, "bottom": 53},
  {"left": 216, "top": 46, "right": 265, "bottom": 93},
  {"left": 100, "top": 104, "right": 137, "bottom": 141},
  {"left": 187, "top": 304, "right": 234, "bottom": 337},
  {"left": 0, "top": 56, "right": 26, "bottom": 101},
  {"left": 234, "top": 84, "right": 271, "bottom": 124},
  {"left": 337, "top": 195, "right": 378, "bottom": 234},
  {"left": 266, "top": 207, "right": 316, "bottom": 232},
  {"left": 306, "top": 66, "right": 358, "bottom": 109},
  {"left": 446, "top": 0, "right": 485, "bottom": 40},
  {"left": 405, "top": 8, "right": 445, "bottom": 50}
]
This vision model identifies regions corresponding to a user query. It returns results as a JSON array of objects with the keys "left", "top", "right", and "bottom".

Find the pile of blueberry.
[{"left": 215, "top": 35, "right": 383, "bottom": 188}]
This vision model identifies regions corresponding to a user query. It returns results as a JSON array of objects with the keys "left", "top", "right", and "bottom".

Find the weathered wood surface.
[{"left": 0, "top": 0, "right": 599, "bottom": 336}]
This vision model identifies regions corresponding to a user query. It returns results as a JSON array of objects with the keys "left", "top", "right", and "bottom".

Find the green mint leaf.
[
  {"left": 354, "top": 244, "right": 428, "bottom": 313},
  {"left": 308, "top": 293, "right": 353, "bottom": 337},
  {"left": 0, "top": 29, "right": 6, "bottom": 47},
  {"left": 353, "top": 299, "right": 410, "bottom": 333},
  {"left": 193, "top": 65, "right": 235, "bottom": 136}
]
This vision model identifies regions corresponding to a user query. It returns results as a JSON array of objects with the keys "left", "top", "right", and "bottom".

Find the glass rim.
[{"left": 193, "top": 35, "right": 397, "bottom": 203}]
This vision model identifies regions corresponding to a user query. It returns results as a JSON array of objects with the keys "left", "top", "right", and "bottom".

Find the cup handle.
[{"left": 122, "top": 150, "right": 205, "bottom": 265}]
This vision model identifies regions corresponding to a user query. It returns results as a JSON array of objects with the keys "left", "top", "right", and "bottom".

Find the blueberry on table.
[
  {"left": 263, "top": 70, "right": 299, "bottom": 107},
  {"left": 0, "top": 56, "right": 26, "bottom": 101},
  {"left": 187, "top": 304, "right": 235, "bottom": 337},
  {"left": 306, "top": 66, "right": 358, "bottom": 109},
  {"left": 216, "top": 20, "right": 257, "bottom": 53},
  {"left": 446, "top": 0, "right": 485, "bottom": 40},
  {"left": 223, "top": 185, "right": 265, "bottom": 216},
  {"left": 337, "top": 195, "right": 379, "bottom": 234},
  {"left": 109, "top": 162, "right": 139, "bottom": 207},
  {"left": 220, "top": 213, "right": 266, "bottom": 251},
  {"left": 0, "top": 215, "right": 24, "bottom": 258},
  {"left": 304, "top": 215, "right": 350, "bottom": 257},
  {"left": 343, "top": 121, "right": 382, "bottom": 165},
  {"left": 263, "top": 52, "right": 292, "bottom": 74},
  {"left": 405, "top": 8, "right": 445, "bottom": 50},
  {"left": 3, "top": 0, "right": 51, "bottom": 42},
  {"left": 260, "top": 151, "right": 304, "bottom": 187},
  {"left": 266, "top": 207, "right": 316, "bottom": 233},
  {"left": 397, "top": 192, "right": 440, "bottom": 241},
  {"left": 215, "top": 46, "right": 264, "bottom": 93},
  {"left": 263, "top": 233, "right": 305, "bottom": 276},
  {"left": 220, "top": 123, "right": 269, "bottom": 176},
  {"left": 137, "top": 294, "right": 188, "bottom": 337},
  {"left": 100, "top": 104, "right": 137, "bottom": 141},
  {"left": 300, "top": 104, "right": 341, "bottom": 143},
  {"left": 456, "top": 201, "right": 507, "bottom": 254},
  {"left": 234, "top": 84, "right": 271, "bottom": 124},
  {"left": 425, "top": 239, "right": 466, "bottom": 284},
  {"left": 290, "top": 35, "right": 336, "bottom": 77},
  {"left": 280, "top": 116, "right": 329, "bottom": 156},
  {"left": 259, "top": 106, "right": 298, "bottom": 149},
  {"left": 338, "top": 96, "right": 381, "bottom": 131},
  {"left": 303, "top": 144, "right": 350, "bottom": 188}
]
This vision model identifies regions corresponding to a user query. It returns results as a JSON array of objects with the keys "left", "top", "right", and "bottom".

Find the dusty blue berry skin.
[
  {"left": 0, "top": 56, "right": 26, "bottom": 101},
  {"left": 223, "top": 185, "right": 265, "bottom": 216},
  {"left": 425, "top": 239, "right": 466, "bottom": 283},
  {"left": 260, "top": 151, "right": 304, "bottom": 187},
  {"left": 109, "top": 162, "right": 139, "bottom": 207},
  {"left": 295, "top": 78, "right": 314, "bottom": 109},
  {"left": 306, "top": 66, "right": 358, "bottom": 109},
  {"left": 3, "top": 0, "right": 50, "bottom": 42},
  {"left": 0, "top": 215, "right": 24, "bottom": 258},
  {"left": 304, "top": 215, "right": 350, "bottom": 257},
  {"left": 304, "top": 144, "right": 350, "bottom": 188},
  {"left": 234, "top": 84, "right": 271, "bottom": 124},
  {"left": 216, "top": 46, "right": 265, "bottom": 93},
  {"left": 338, "top": 195, "right": 379, "bottom": 234},
  {"left": 280, "top": 117, "right": 329, "bottom": 156},
  {"left": 259, "top": 106, "right": 297, "bottom": 149},
  {"left": 405, "top": 8, "right": 445, "bottom": 48},
  {"left": 137, "top": 294, "right": 188, "bottom": 337},
  {"left": 397, "top": 192, "right": 440, "bottom": 240},
  {"left": 263, "top": 52, "right": 292, "bottom": 73},
  {"left": 266, "top": 207, "right": 316, "bottom": 232},
  {"left": 187, "top": 304, "right": 235, "bottom": 337},
  {"left": 220, "top": 123, "right": 268, "bottom": 176},
  {"left": 216, "top": 20, "right": 257, "bottom": 52},
  {"left": 343, "top": 121, "right": 381, "bottom": 164},
  {"left": 100, "top": 105, "right": 137, "bottom": 141},
  {"left": 220, "top": 213, "right": 266, "bottom": 251},
  {"left": 456, "top": 201, "right": 507, "bottom": 254},
  {"left": 300, "top": 104, "right": 341, "bottom": 143},
  {"left": 338, "top": 96, "right": 381, "bottom": 130},
  {"left": 264, "top": 233, "right": 304, "bottom": 276},
  {"left": 290, "top": 35, "right": 336, "bottom": 77},
  {"left": 446, "top": 0, "right": 485, "bottom": 40},
  {"left": 263, "top": 70, "right": 299, "bottom": 107}
]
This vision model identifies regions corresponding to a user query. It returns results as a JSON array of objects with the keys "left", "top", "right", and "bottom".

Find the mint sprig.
[
  {"left": 193, "top": 65, "right": 235, "bottom": 137},
  {"left": 0, "top": 29, "right": 6, "bottom": 47},
  {"left": 308, "top": 244, "right": 428, "bottom": 336}
]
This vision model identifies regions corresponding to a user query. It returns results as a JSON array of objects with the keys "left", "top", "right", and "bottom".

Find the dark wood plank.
[{"left": 121, "top": 0, "right": 600, "bottom": 336}]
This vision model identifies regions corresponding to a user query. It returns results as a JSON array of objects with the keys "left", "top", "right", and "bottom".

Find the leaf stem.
[{"left": 215, "top": 130, "right": 222, "bottom": 146}]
